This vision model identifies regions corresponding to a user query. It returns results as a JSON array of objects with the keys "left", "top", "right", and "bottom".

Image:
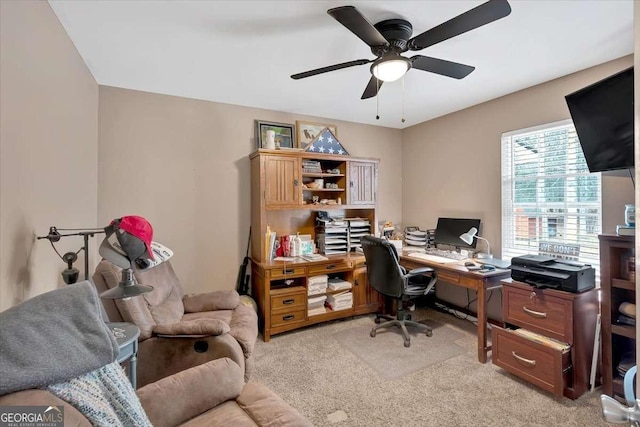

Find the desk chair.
[{"left": 361, "top": 236, "right": 437, "bottom": 347}]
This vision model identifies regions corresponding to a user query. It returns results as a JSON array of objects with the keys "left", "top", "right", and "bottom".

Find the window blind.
[{"left": 501, "top": 119, "right": 601, "bottom": 276}]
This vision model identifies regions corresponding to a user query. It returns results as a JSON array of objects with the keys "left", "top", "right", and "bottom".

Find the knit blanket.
[{"left": 47, "top": 362, "right": 152, "bottom": 427}]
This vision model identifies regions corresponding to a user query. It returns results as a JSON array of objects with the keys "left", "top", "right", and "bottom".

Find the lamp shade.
[
  {"left": 99, "top": 267, "right": 154, "bottom": 300},
  {"left": 459, "top": 227, "right": 478, "bottom": 246}
]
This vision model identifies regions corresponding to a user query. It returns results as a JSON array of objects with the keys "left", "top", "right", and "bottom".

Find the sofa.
[
  {"left": 93, "top": 259, "right": 258, "bottom": 385},
  {"left": 0, "top": 282, "right": 312, "bottom": 427}
]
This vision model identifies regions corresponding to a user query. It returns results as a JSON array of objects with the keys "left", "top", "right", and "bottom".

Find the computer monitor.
[{"left": 434, "top": 217, "right": 481, "bottom": 249}]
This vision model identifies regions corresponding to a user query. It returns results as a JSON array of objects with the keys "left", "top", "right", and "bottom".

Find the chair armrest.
[
  {"left": 137, "top": 358, "right": 244, "bottom": 427},
  {"left": 183, "top": 290, "right": 240, "bottom": 313},
  {"left": 406, "top": 267, "right": 434, "bottom": 277},
  {"left": 152, "top": 319, "right": 230, "bottom": 337}
]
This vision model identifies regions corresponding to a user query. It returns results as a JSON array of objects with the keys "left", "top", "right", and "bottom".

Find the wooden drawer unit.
[
  {"left": 503, "top": 284, "right": 572, "bottom": 342},
  {"left": 494, "top": 280, "right": 597, "bottom": 399},
  {"left": 493, "top": 327, "right": 570, "bottom": 397},
  {"left": 270, "top": 286, "right": 306, "bottom": 332}
]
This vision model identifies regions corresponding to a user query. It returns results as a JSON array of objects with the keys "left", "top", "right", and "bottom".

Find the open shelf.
[
  {"left": 612, "top": 324, "right": 636, "bottom": 339},
  {"left": 612, "top": 278, "right": 635, "bottom": 290}
]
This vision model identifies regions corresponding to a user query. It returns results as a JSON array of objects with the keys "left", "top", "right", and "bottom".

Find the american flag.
[{"left": 304, "top": 128, "right": 349, "bottom": 156}]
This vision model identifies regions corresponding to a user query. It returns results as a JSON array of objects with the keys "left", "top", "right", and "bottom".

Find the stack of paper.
[
  {"left": 326, "top": 291, "right": 353, "bottom": 311},
  {"left": 308, "top": 294, "right": 327, "bottom": 317},
  {"left": 327, "top": 278, "right": 352, "bottom": 291},
  {"left": 308, "top": 275, "right": 328, "bottom": 296}
]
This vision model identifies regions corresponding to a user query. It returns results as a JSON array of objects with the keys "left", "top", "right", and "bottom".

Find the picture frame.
[
  {"left": 255, "top": 120, "right": 296, "bottom": 150},
  {"left": 296, "top": 121, "right": 338, "bottom": 149}
]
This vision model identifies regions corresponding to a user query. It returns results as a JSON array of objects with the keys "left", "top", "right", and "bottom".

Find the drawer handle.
[
  {"left": 511, "top": 351, "right": 536, "bottom": 367},
  {"left": 283, "top": 268, "right": 294, "bottom": 274},
  {"left": 326, "top": 264, "right": 336, "bottom": 270},
  {"left": 523, "top": 306, "right": 547, "bottom": 318},
  {"left": 282, "top": 299, "right": 295, "bottom": 305},
  {"left": 282, "top": 315, "right": 295, "bottom": 321}
]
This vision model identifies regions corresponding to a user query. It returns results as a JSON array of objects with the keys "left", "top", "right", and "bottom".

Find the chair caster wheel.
[
  {"left": 404, "top": 340, "right": 410, "bottom": 348},
  {"left": 426, "top": 330, "right": 433, "bottom": 337},
  {"left": 374, "top": 317, "right": 381, "bottom": 324},
  {"left": 370, "top": 330, "right": 376, "bottom": 338}
]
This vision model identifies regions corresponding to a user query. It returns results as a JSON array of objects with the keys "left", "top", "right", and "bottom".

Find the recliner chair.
[
  {"left": 361, "top": 235, "right": 437, "bottom": 347},
  {"left": 92, "top": 259, "right": 258, "bottom": 386}
]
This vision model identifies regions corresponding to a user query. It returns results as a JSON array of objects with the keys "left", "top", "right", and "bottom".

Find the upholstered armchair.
[{"left": 92, "top": 259, "right": 258, "bottom": 386}]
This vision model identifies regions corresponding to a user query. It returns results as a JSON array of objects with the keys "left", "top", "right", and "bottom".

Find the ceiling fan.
[{"left": 291, "top": 0, "right": 512, "bottom": 100}]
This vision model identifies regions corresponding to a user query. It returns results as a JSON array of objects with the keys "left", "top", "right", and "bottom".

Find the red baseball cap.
[{"left": 114, "top": 215, "right": 155, "bottom": 261}]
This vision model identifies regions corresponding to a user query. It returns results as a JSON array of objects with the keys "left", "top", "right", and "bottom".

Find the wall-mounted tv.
[{"left": 565, "top": 66, "right": 634, "bottom": 173}]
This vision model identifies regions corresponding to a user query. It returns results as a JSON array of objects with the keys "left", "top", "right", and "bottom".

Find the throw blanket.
[
  {"left": 0, "top": 282, "right": 118, "bottom": 395},
  {"left": 47, "top": 362, "right": 152, "bottom": 427}
]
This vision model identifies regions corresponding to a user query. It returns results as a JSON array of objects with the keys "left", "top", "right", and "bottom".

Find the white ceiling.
[{"left": 48, "top": 0, "right": 634, "bottom": 129}]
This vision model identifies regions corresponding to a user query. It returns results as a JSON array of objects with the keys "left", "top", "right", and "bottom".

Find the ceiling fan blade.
[
  {"left": 328, "top": 6, "right": 389, "bottom": 48},
  {"left": 361, "top": 76, "right": 383, "bottom": 99},
  {"left": 291, "top": 59, "right": 371, "bottom": 80},
  {"left": 411, "top": 55, "right": 475, "bottom": 79},
  {"left": 408, "top": 0, "right": 512, "bottom": 51}
]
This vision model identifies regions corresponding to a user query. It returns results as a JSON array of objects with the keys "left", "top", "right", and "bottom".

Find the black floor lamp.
[{"left": 37, "top": 226, "right": 105, "bottom": 284}]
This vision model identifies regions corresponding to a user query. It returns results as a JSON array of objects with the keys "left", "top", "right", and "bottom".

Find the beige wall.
[
  {"left": 402, "top": 56, "right": 635, "bottom": 258},
  {"left": 98, "top": 87, "right": 402, "bottom": 294},
  {"left": 0, "top": 1, "right": 99, "bottom": 311}
]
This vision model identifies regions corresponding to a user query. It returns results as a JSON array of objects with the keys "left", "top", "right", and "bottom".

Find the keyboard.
[
  {"left": 407, "top": 253, "right": 460, "bottom": 264},
  {"left": 423, "top": 249, "right": 469, "bottom": 261}
]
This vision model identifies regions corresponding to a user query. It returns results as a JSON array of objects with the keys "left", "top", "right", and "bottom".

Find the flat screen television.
[
  {"left": 565, "top": 67, "right": 634, "bottom": 173},
  {"left": 434, "top": 217, "right": 481, "bottom": 249}
]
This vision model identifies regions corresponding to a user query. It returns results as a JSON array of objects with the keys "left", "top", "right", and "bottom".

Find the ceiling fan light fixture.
[{"left": 371, "top": 56, "right": 411, "bottom": 82}]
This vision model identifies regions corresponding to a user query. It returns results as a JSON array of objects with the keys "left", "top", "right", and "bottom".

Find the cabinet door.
[
  {"left": 353, "top": 266, "right": 380, "bottom": 314},
  {"left": 264, "top": 155, "right": 301, "bottom": 206},
  {"left": 348, "top": 161, "right": 377, "bottom": 205}
]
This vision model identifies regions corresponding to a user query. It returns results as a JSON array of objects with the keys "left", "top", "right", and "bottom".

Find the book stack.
[
  {"left": 347, "top": 218, "right": 371, "bottom": 252},
  {"left": 308, "top": 295, "right": 327, "bottom": 316},
  {"left": 326, "top": 291, "right": 353, "bottom": 311},
  {"left": 328, "top": 277, "right": 352, "bottom": 291},
  {"left": 308, "top": 275, "right": 328, "bottom": 296},
  {"left": 302, "top": 160, "right": 322, "bottom": 174}
]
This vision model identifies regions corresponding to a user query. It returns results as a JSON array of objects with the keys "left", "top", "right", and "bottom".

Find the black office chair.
[{"left": 361, "top": 235, "right": 437, "bottom": 347}]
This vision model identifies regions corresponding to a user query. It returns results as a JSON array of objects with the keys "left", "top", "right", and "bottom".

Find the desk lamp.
[
  {"left": 459, "top": 227, "right": 492, "bottom": 259},
  {"left": 98, "top": 216, "right": 155, "bottom": 299}
]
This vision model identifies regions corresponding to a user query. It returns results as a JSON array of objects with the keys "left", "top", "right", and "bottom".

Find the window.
[{"left": 502, "top": 119, "right": 601, "bottom": 273}]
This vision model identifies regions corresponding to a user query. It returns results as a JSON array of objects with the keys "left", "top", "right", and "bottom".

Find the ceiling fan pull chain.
[
  {"left": 376, "top": 79, "right": 380, "bottom": 120},
  {"left": 401, "top": 76, "right": 406, "bottom": 124}
]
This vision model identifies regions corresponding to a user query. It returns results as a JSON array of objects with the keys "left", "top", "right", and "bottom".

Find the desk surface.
[{"left": 398, "top": 252, "right": 511, "bottom": 363}]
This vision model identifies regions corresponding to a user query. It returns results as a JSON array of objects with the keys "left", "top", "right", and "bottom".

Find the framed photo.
[
  {"left": 255, "top": 120, "right": 295, "bottom": 149},
  {"left": 296, "top": 121, "right": 338, "bottom": 149}
]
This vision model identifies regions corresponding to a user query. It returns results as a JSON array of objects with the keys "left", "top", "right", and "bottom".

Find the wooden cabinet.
[
  {"left": 492, "top": 280, "right": 598, "bottom": 399},
  {"left": 250, "top": 149, "right": 381, "bottom": 340},
  {"left": 264, "top": 155, "right": 301, "bottom": 207},
  {"left": 348, "top": 161, "right": 377, "bottom": 205},
  {"left": 599, "top": 234, "right": 635, "bottom": 401}
]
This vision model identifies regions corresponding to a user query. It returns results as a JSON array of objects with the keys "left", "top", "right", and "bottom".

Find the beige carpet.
[
  {"left": 334, "top": 319, "right": 467, "bottom": 380},
  {"left": 252, "top": 308, "right": 609, "bottom": 427}
]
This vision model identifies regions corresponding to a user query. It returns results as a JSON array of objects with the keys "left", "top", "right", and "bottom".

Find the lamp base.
[{"left": 476, "top": 252, "right": 493, "bottom": 260}]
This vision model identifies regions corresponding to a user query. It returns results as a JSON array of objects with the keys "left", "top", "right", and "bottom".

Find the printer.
[{"left": 510, "top": 254, "right": 595, "bottom": 293}]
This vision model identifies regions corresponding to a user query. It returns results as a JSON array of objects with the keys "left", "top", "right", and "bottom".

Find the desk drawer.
[
  {"left": 271, "top": 309, "right": 306, "bottom": 328},
  {"left": 503, "top": 285, "right": 572, "bottom": 342},
  {"left": 437, "top": 270, "right": 460, "bottom": 284},
  {"left": 308, "top": 261, "right": 352, "bottom": 276},
  {"left": 492, "top": 327, "right": 570, "bottom": 397},
  {"left": 271, "top": 288, "right": 306, "bottom": 311},
  {"left": 270, "top": 266, "right": 306, "bottom": 280}
]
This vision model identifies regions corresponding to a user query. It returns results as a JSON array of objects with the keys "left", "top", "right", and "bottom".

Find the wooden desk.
[{"left": 399, "top": 253, "right": 510, "bottom": 363}]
